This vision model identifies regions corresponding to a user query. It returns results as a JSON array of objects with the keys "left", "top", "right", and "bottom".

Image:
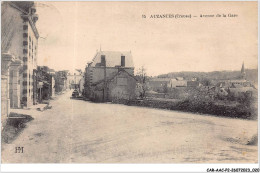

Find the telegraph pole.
[
  {"left": 74, "top": 73, "right": 76, "bottom": 89},
  {"left": 103, "top": 59, "right": 107, "bottom": 102}
]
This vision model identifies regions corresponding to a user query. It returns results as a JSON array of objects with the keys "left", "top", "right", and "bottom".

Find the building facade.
[
  {"left": 36, "top": 66, "right": 55, "bottom": 103},
  {"left": 1, "top": 54, "right": 15, "bottom": 127},
  {"left": 84, "top": 51, "right": 135, "bottom": 102},
  {"left": 67, "top": 69, "right": 84, "bottom": 90},
  {"left": 1, "top": 1, "right": 39, "bottom": 107},
  {"left": 91, "top": 69, "right": 137, "bottom": 102}
]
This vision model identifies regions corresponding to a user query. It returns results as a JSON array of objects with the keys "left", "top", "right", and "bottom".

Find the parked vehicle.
[{"left": 72, "top": 89, "right": 79, "bottom": 98}]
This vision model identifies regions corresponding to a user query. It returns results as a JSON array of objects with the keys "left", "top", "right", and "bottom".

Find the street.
[{"left": 1, "top": 91, "right": 258, "bottom": 163}]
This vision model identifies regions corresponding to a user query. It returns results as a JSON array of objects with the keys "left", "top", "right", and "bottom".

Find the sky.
[{"left": 35, "top": 1, "right": 258, "bottom": 76}]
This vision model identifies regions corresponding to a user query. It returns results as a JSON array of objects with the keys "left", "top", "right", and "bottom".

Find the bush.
[{"left": 126, "top": 97, "right": 256, "bottom": 120}]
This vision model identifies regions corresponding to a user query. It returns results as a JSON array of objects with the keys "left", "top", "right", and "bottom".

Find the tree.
[
  {"left": 163, "top": 83, "right": 168, "bottom": 94},
  {"left": 136, "top": 66, "right": 149, "bottom": 99},
  {"left": 200, "top": 78, "right": 212, "bottom": 86}
]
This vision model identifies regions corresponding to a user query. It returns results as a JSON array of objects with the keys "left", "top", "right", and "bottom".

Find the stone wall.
[
  {"left": 9, "top": 60, "right": 22, "bottom": 108},
  {"left": 1, "top": 53, "right": 14, "bottom": 129}
]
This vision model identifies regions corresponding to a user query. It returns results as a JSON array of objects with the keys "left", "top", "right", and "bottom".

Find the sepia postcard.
[{"left": 1, "top": 0, "right": 259, "bottom": 172}]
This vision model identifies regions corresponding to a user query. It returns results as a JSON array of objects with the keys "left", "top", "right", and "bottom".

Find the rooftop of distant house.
[
  {"left": 149, "top": 78, "right": 171, "bottom": 82},
  {"left": 88, "top": 51, "right": 134, "bottom": 68}
]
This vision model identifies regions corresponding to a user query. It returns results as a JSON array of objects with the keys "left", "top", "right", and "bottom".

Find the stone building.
[
  {"left": 1, "top": 1, "right": 39, "bottom": 107},
  {"left": 84, "top": 51, "right": 136, "bottom": 102},
  {"left": 169, "top": 78, "right": 187, "bottom": 88},
  {"left": 67, "top": 69, "right": 84, "bottom": 90},
  {"left": 91, "top": 69, "right": 137, "bottom": 102}
]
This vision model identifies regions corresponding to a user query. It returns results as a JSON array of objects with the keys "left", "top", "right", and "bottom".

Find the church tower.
[{"left": 241, "top": 62, "right": 246, "bottom": 79}]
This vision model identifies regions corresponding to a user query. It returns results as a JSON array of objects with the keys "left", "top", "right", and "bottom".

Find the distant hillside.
[{"left": 157, "top": 69, "right": 258, "bottom": 82}]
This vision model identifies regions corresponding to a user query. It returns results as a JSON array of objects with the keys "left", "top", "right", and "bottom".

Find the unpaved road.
[{"left": 1, "top": 91, "right": 258, "bottom": 163}]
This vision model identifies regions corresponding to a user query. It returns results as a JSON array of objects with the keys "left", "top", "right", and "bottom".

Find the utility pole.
[
  {"left": 74, "top": 73, "right": 76, "bottom": 89},
  {"left": 103, "top": 59, "right": 107, "bottom": 102}
]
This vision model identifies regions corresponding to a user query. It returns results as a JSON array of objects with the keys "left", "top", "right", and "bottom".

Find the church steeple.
[{"left": 241, "top": 62, "right": 246, "bottom": 79}]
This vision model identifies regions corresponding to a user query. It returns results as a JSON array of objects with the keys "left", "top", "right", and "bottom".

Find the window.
[
  {"left": 23, "top": 33, "right": 28, "bottom": 38},
  {"left": 23, "top": 25, "right": 28, "bottom": 30},
  {"left": 121, "top": 56, "right": 125, "bottom": 67},
  {"left": 101, "top": 55, "right": 106, "bottom": 66}
]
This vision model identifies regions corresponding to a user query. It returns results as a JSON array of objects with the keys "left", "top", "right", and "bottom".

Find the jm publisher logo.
[{"left": 15, "top": 147, "right": 24, "bottom": 153}]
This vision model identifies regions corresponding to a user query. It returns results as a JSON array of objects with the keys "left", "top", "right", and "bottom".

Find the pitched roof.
[
  {"left": 230, "top": 79, "right": 247, "bottom": 83},
  {"left": 90, "top": 51, "right": 134, "bottom": 68},
  {"left": 229, "top": 87, "right": 256, "bottom": 93},
  {"left": 176, "top": 77, "right": 184, "bottom": 81},
  {"left": 150, "top": 78, "right": 171, "bottom": 82},
  {"left": 170, "top": 80, "right": 187, "bottom": 86}
]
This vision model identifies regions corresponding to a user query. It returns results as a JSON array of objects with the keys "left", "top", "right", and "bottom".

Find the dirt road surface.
[{"left": 1, "top": 91, "right": 258, "bottom": 163}]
